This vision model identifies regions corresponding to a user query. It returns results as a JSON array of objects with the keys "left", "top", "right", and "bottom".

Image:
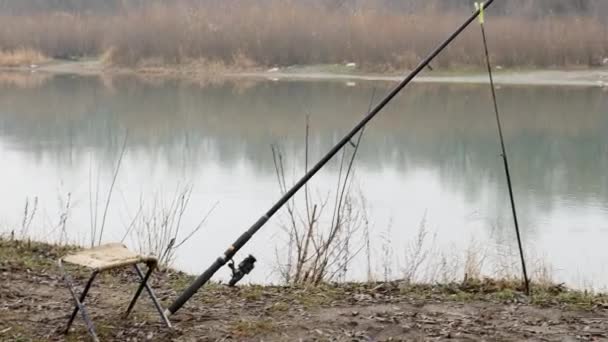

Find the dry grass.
[
  {"left": 99, "top": 5, "right": 608, "bottom": 70},
  {"left": 0, "top": 3, "right": 606, "bottom": 70},
  {"left": 0, "top": 48, "right": 47, "bottom": 67},
  {"left": 396, "top": 221, "right": 559, "bottom": 289}
]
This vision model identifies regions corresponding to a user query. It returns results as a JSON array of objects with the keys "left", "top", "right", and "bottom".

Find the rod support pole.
[{"left": 477, "top": 11, "right": 530, "bottom": 295}]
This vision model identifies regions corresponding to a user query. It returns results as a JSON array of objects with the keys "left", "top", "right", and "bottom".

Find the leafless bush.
[
  {"left": 402, "top": 214, "right": 437, "bottom": 284},
  {"left": 361, "top": 195, "right": 372, "bottom": 282},
  {"left": 463, "top": 239, "right": 488, "bottom": 282},
  {"left": 379, "top": 221, "right": 394, "bottom": 282},
  {"left": 429, "top": 251, "right": 461, "bottom": 284},
  {"left": 55, "top": 192, "right": 72, "bottom": 244},
  {"left": 33, "top": 192, "right": 74, "bottom": 245},
  {"left": 488, "top": 242, "right": 556, "bottom": 286},
  {"left": 122, "top": 185, "right": 217, "bottom": 267},
  {"left": 14, "top": 196, "right": 38, "bottom": 239},
  {"left": 531, "top": 256, "right": 555, "bottom": 288},
  {"left": 490, "top": 241, "right": 526, "bottom": 281},
  {"left": 274, "top": 118, "right": 368, "bottom": 285},
  {"left": 13, "top": 192, "right": 72, "bottom": 245},
  {"left": 397, "top": 226, "right": 554, "bottom": 287}
]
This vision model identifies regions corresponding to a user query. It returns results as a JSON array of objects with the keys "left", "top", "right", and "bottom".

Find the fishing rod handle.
[
  {"left": 167, "top": 257, "right": 224, "bottom": 314},
  {"left": 167, "top": 216, "right": 267, "bottom": 314}
]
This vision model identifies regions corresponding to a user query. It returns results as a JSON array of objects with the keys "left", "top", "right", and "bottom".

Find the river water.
[{"left": 1, "top": 73, "right": 607, "bottom": 288}]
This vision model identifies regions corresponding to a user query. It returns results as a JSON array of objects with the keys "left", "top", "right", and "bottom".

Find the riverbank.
[
  {"left": 3, "top": 59, "right": 608, "bottom": 88},
  {"left": 2, "top": 239, "right": 608, "bottom": 341}
]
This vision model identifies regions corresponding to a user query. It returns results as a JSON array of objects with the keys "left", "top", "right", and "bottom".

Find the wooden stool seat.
[{"left": 62, "top": 243, "right": 157, "bottom": 271}]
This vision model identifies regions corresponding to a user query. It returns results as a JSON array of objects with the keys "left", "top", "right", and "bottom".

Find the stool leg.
[
  {"left": 125, "top": 264, "right": 154, "bottom": 317},
  {"left": 133, "top": 264, "right": 172, "bottom": 328},
  {"left": 66, "top": 270, "right": 98, "bottom": 333},
  {"left": 59, "top": 260, "right": 99, "bottom": 342}
]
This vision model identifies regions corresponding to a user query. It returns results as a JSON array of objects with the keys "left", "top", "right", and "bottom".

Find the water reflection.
[{"left": 0, "top": 73, "right": 607, "bottom": 287}]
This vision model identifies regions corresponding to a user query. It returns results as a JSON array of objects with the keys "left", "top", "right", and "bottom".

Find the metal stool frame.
[{"left": 58, "top": 259, "right": 171, "bottom": 341}]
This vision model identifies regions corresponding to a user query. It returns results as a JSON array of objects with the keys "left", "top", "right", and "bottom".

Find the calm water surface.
[{"left": 1, "top": 73, "right": 607, "bottom": 288}]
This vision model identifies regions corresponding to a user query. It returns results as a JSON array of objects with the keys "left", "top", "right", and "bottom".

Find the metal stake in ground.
[
  {"left": 167, "top": 0, "right": 499, "bottom": 315},
  {"left": 475, "top": 2, "right": 530, "bottom": 295}
]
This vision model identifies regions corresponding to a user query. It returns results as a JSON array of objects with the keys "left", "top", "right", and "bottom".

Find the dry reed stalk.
[{"left": 0, "top": 49, "right": 47, "bottom": 67}]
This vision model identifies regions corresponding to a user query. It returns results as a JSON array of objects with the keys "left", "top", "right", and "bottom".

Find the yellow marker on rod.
[{"left": 475, "top": 2, "right": 485, "bottom": 24}]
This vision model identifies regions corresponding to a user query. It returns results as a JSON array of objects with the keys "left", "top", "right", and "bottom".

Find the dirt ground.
[{"left": 2, "top": 239, "right": 608, "bottom": 341}]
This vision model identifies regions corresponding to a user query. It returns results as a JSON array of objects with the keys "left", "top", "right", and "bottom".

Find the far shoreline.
[
  {"left": 2, "top": 59, "right": 608, "bottom": 88},
  {"left": 232, "top": 69, "right": 608, "bottom": 88}
]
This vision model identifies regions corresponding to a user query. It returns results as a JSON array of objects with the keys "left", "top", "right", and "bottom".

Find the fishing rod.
[
  {"left": 475, "top": 3, "right": 530, "bottom": 294},
  {"left": 167, "top": 0, "right": 498, "bottom": 315}
]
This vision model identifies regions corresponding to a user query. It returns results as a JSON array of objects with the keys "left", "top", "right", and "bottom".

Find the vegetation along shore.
[{"left": 0, "top": 0, "right": 607, "bottom": 74}]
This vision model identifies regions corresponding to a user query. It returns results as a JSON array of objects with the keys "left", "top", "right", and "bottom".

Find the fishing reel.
[{"left": 227, "top": 254, "right": 256, "bottom": 286}]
